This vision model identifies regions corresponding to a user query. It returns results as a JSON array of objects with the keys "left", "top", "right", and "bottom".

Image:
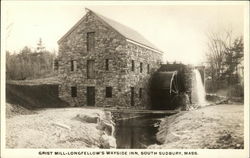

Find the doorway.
[
  {"left": 131, "top": 87, "right": 134, "bottom": 106},
  {"left": 87, "top": 87, "right": 95, "bottom": 106}
]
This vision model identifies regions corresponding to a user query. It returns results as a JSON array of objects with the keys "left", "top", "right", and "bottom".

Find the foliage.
[
  {"left": 206, "top": 31, "right": 227, "bottom": 81},
  {"left": 227, "top": 84, "right": 244, "bottom": 98},
  {"left": 222, "top": 37, "right": 244, "bottom": 84},
  {"left": 205, "top": 30, "right": 244, "bottom": 91},
  {"left": 36, "top": 38, "right": 45, "bottom": 53},
  {"left": 6, "top": 39, "right": 56, "bottom": 80}
]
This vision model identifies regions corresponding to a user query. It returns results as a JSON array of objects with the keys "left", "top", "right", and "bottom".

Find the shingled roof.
[{"left": 58, "top": 8, "right": 163, "bottom": 53}]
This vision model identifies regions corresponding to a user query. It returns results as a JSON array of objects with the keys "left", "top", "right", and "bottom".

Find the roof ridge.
[
  {"left": 58, "top": 8, "right": 163, "bottom": 53},
  {"left": 86, "top": 9, "right": 127, "bottom": 40},
  {"left": 89, "top": 9, "right": 163, "bottom": 53}
]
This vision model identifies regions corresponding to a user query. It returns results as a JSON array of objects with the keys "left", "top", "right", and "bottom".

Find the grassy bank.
[
  {"left": 149, "top": 104, "right": 244, "bottom": 149},
  {"left": 6, "top": 83, "right": 68, "bottom": 109},
  {"left": 7, "top": 77, "right": 61, "bottom": 85}
]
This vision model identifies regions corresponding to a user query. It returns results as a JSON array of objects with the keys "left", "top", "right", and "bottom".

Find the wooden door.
[
  {"left": 87, "top": 87, "right": 95, "bottom": 106},
  {"left": 131, "top": 87, "right": 134, "bottom": 106}
]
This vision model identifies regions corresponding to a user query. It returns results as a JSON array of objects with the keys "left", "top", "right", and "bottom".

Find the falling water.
[{"left": 192, "top": 69, "right": 207, "bottom": 106}]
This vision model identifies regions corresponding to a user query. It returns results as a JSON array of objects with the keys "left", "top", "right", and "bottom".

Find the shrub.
[{"left": 227, "top": 84, "right": 244, "bottom": 98}]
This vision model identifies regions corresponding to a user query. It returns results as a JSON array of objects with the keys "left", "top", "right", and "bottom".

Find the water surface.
[{"left": 115, "top": 113, "right": 172, "bottom": 149}]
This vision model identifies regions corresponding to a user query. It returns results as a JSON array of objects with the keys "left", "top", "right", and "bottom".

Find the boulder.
[
  {"left": 97, "top": 119, "right": 115, "bottom": 136},
  {"left": 100, "top": 132, "right": 117, "bottom": 148},
  {"left": 75, "top": 114, "right": 99, "bottom": 123}
]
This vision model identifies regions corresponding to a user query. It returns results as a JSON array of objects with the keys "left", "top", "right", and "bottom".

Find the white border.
[{"left": 1, "top": 1, "right": 249, "bottom": 158}]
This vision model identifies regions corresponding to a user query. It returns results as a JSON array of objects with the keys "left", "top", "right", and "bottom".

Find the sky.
[{"left": 3, "top": 1, "right": 245, "bottom": 65}]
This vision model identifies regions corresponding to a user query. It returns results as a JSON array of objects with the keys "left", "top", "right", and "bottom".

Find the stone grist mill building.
[{"left": 56, "top": 8, "right": 164, "bottom": 109}]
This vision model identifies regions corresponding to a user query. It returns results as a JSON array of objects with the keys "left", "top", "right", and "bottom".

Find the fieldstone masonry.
[{"left": 57, "top": 9, "right": 163, "bottom": 108}]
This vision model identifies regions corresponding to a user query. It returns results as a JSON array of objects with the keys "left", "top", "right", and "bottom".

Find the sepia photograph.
[{"left": 1, "top": 1, "right": 249, "bottom": 158}]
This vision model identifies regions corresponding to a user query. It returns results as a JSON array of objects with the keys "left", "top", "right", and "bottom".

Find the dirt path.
[
  {"left": 6, "top": 107, "right": 106, "bottom": 148},
  {"left": 149, "top": 104, "right": 244, "bottom": 149}
]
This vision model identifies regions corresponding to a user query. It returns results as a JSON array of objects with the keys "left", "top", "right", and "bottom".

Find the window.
[
  {"left": 139, "top": 88, "right": 143, "bottom": 98},
  {"left": 87, "top": 32, "right": 95, "bottom": 52},
  {"left": 71, "top": 60, "right": 74, "bottom": 71},
  {"left": 87, "top": 60, "right": 95, "bottom": 78},
  {"left": 147, "top": 64, "right": 150, "bottom": 74},
  {"left": 131, "top": 60, "right": 135, "bottom": 71},
  {"left": 106, "top": 87, "right": 112, "bottom": 98},
  {"left": 54, "top": 60, "right": 59, "bottom": 71},
  {"left": 71, "top": 60, "right": 77, "bottom": 71},
  {"left": 71, "top": 86, "right": 77, "bottom": 97},
  {"left": 105, "top": 59, "right": 109, "bottom": 71},
  {"left": 140, "top": 62, "right": 143, "bottom": 73},
  {"left": 73, "top": 61, "right": 77, "bottom": 71}
]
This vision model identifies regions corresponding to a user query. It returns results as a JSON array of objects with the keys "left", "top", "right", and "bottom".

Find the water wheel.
[
  {"left": 170, "top": 71, "right": 179, "bottom": 95},
  {"left": 169, "top": 71, "right": 181, "bottom": 106},
  {"left": 151, "top": 71, "right": 183, "bottom": 110}
]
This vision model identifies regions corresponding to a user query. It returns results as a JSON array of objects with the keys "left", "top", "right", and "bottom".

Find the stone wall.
[
  {"left": 57, "top": 11, "right": 163, "bottom": 108},
  {"left": 121, "top": 42, "right": 163, "bottom": 109}
]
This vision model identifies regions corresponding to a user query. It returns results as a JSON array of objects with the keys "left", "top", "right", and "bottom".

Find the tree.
[
  {"left": 205, "top": 29, "right": 243, "bottom": 90},
  {"left": 205, "top": 30, "right": 233, "bottom": 81},
  {"left": 6, "top": 45, "right": 56, "bottom": 80},
  {"left": 36, "top": 38, "right": 45, "bottom": 53},
  {"left": 223, "top": 36, "right": 243, "bottom": 84},
  {"left": 20, "top": 46, "right": 32, "bottom": 54}
]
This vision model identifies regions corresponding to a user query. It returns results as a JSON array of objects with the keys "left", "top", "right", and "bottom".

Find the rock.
[
  {"left": 147, "top": 144, "right": 160, "bottom": 149},
  {"left": 51, "top": 122, "right": 71, "bottom": 130},
  {"left": 100, "top": 132, "right": 117, "bottom": 149},
  {"left": 97, "top": 119, "right": 115, "bottom": 136},
  {"left": 104, "top": 112, "right": 113, "bottom": 122},
  {"left": 215, "top": 99, "right": 229, "bottom": 105},
  {"left": 164, "top": 132, "right": 181, "bottom": 143},
  {"left": 75, "top": 114, "right": 99, "bottom": 123}
]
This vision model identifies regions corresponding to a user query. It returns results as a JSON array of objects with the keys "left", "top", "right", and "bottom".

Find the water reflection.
[{"left": 115, "top": 113, "right": 171, "bottom": 149}]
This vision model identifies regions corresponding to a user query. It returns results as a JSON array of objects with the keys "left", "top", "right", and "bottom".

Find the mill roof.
[{"left": 58, "top": 8, "right": 163, "bottom": 53}]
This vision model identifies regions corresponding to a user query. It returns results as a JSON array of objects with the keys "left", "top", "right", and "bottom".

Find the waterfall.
[{"left": 191, "top": 69, "right": 207, "bottom": 106}]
